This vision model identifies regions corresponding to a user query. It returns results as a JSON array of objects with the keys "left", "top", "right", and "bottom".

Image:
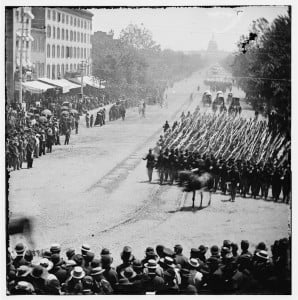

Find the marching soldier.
[
  {"left": 272, "top": 167, "right": 282, "bottom": 202},
  {"left": 229, "top": 165, "right": 240, "bottom": 202},
  {"left": 143, "top": 149, "right": 156, "bottom": 182},
  {"left": 156, "top": 151, "right": 165, "bottom": 185}
]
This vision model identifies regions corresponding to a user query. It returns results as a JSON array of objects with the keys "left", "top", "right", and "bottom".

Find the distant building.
[
  {"left": 31, "top": 7, "right": 93, "bottom": 80},
  {"left": 5, "top": 7, "right": 34, "bottom": 103}
]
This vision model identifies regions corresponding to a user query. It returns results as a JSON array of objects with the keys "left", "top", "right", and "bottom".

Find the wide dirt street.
[{"left": 8, "top": 70, "right": 290, "bottom": 265}]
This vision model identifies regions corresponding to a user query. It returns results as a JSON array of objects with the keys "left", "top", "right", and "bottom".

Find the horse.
[
  {"left": 7, "top": 217, "right": 35, "bottom": 249},
  {"left": 178, "top": 170, "right": 213, "bottom": 208}
]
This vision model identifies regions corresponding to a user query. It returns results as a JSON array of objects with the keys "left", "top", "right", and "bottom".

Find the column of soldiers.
[{"left": 152, "top": 144, "right": 291, "bottom": 204}]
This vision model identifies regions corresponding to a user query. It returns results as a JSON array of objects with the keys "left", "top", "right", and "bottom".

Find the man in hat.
[
  {"left": 132, "top": 259, "right": 144, "bottom": 280},
  {"left": 64, "top": 127, "right": 71, "bottom": 145},
  {"left": 186, "top": 258, "right": 203, "bottom": 289},
  {"left": 116, "top": 246, "right": 135, "bottom": 276},
  {"left": 101, "top": 255, "right": 118, "bottom": 290},
  {"left": 15, "top": 265, "right": 32, "bottom": 284},
  {"left": 179, "top": 269, "right": 198, "bottom": 294},
  {"left": 240, "top": 240, "right": 253, "bottom": 258},
  {"left": 156, "top": 268, "right": 179, "bottom": 294},
  {"left": 27, "top": 265, "right": 46, "bottom": 294},
  {"left": 143, "top": 149, "right": 156, "bottom": 182},
  {"left": 141, "top": 247, "right": 158, "bottom": 266},
  {"left": 198, "top": 245, "right": 208, "bottom": 263},
  {"left": 10, "top": 281, "right": 35, "bottom": 295},
  {"left": 229, "top": 165, "right": 240, "bottom": 202},
  {"left": 80, "top": 275, "right": 94, "bottom": 295},
  {"left": 13, "top": 243, "right": 27, "bottom": 268},
  {"left": 174, "top": 244, "right": 188, "bottom": 269},
  {"left": 26, "top": 138, "right": 34, "bottom": 169},
  {"left": 113, "top": 278, "right": 133, "bottom": 295},
  {"left": 90, "top": 114, "right": 94, "bottom": 128},
  {"left": 90, "top": 266, "right": 113, "bottom": 294},
  {"left": 50, "top": 254, "right": 68, "bottom": 284},
  {"left": 85, "top": 113, "right": 89, "bottom": 128},
  {"left": 142, "top": 261, "right": 165, "bottom": 294},
  {"left": 63, "top": 266, "right": 85, "bottom": 294}
]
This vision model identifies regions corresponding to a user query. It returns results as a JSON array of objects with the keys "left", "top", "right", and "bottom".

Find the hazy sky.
[{"left": 90, "top": 6, "right": 288, "bottom": 52}]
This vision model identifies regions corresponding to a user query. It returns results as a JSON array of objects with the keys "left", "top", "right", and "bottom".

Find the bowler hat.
[
  {"left": 50, "top": 243, "right": 61, "bottom": 254},
  {"left": 211, "top": 245, "right": 219, "bottom": 255},
  {"left": 256, "top": 242, "right": 267, "bottom": 251},
  {"left": 101, "top": 248, "right": 111, "bottom": 256},
  {"left": 66, "top": 248, "right": 75, "bottom": 258},
  {"left": 15, "top": 243, "right": 25, "bottom": 255},
  {"left": 198, "top": 245, "right": 208, "bottom": 254},
  {"left": 90, "top": 259, "right": 101, "bottom": 268}
]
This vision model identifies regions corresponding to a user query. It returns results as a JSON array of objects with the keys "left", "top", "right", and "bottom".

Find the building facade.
[
  {"left": 5, "top": 7, "right": 34, "bottom": 102},
  {"left": 31, "top": 7, "right": 93, "bottom": 80}
]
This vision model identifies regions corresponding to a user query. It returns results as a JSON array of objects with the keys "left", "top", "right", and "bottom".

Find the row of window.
[
  {"left": 46, "top": 26, "right": 90, "bottom": 44},
  {"left": 46, "top": 63, "right": 90, "bottom": 79},
  {"left": 46, "top": 44, "right": 89, "bottom": 59},
  {"left": 46, "top": 9, "right": 92, "bottom": 30},
  {"left": 31, "top": 36, "right": 45, "bottom": 52}
]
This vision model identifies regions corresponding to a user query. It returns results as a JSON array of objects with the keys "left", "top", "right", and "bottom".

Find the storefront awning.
[
  {"left": 76, "top": 76, "right": 105, "bottom": 89},
  {"left": 38, "top": 78, "right": 81, "bottom": 93},
  {"left": 20, "top": 80, "right": 55, "bottom": 94}
]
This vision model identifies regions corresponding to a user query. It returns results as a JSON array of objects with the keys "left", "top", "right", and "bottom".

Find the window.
[
  {"left": 74, "top": 47, "right": 76, "bottom": 58},
  {"left": 70, "top": 64, "right": 73, "bottom": 71},
  {"left": 84, "top": 48, "right": 86, "bottom": 59},
  {"left": 57, "top": 64, "right": 60, "bottom": 78},
  {"left": 81, "top": 20, "right": 83, "bottom": 28},
  {"left": 77, "top": 32, "right": 80, "bottom": 42},
  {"left": 52, "top": 45, "right": 55, "bottom": 58},
  {"left": 84, "top": 33, "right": 86, "bottom": 43},
  {"left": 61, "top": 64, "right": 64, "bottom": 77},
  {"left": 74, "top": 31, "right": 76, "bottom": 42},
  {"left": 62, "top": 28, "right": 64, "bottom": 40},
  {"left": 41, "top": 63, "right": 45, "bottom": 77},
  {"left": 70, "top": 30, "right": 73, "bottom": 41},
  {"left": 74, "top": 18, "right": 76, "bottom": 26},
  {"left": 77, "top": 47, "right": 80, "bottom": 57},
  {"left": 77, "top": 63, "right": 80, "bottom": 70},
  {"left": 47, "top": 64, "right": 51, "bottom": 78},
  {"left": 81, "top": 48, "right": 83, "bottom": 58},
  {"left": 66, "top": 46, "right": 70, "bottom": 58},
  {"left": 74, "top": 64, "right": 76, "bottom": 70},
  {"left": 70, "top": 16, "right": 73, "bottom": 25},
  {"left": 47, "top": 44, "right": 50, "bottom": 57},
  {"left": 57, "top": 12, "right": 61, "bottom": 22},
  {"left": 66, "top": 30, "right": 68, "bottom": 41},
  {"left": 78, "top": 19, "right": 80, "bottom": 27},
  {"left": 84, "top": 20, "right": 87, "bottom": 29},
  {"left": 53, "top": 26, "right": 56, "bottom": 39},
  {"left": 15, "top": 10, "right": 19, "bottom": 21},
  {"left": 62, "top": 13, "right": 65, "bottom": 23},
  {"left": 52, "top": 10, "right": 56, "bottom": 21},
  {"left": 66, "top": 64, "right": 68, "bottom": 71},
  {"left": 81, "top": 32, "right": 83, "bottom": 42},
  {"left": 52, "top": 64, "right": 56, "bottom": 79},
  {"left": 57, "top": 45, "right": 60, "bottom": 58},
  {"left": 90, "top": 22, "right": 92, "bottom": 30},
  {"left": 47, "top": 9, "right": 51, "bottom": 20},
  {"left": 57, "top": 27, "right": 60, "bottom": 39},
  {"left": 61, "top": 46, "right": 64, "bottom": 58},
  {"left": 47, "top": 25, "right": 51, "bottom": 38},
  {"left": 66, "top": 15, "right": 69, "bottom": 24}
]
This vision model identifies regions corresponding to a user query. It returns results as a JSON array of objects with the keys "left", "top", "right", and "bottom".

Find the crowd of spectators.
[
  {"left": 7, "top": 237, "right": 291, "bottom": 295},
  {"left": 5, "top": 92, "right": 112, "bottom": 172}
]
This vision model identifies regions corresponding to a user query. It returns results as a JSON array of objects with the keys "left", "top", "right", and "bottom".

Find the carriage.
[
  {"left": 228, "top": 97, "right": 242, "bottom": 115},
  {"left": 202, "top": 91, "right": 212, "bottom": 107}
]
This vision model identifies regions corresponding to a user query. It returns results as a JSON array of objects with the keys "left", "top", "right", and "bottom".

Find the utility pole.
[
  {"left": 19, "top": 8, "right": 24, "bottom": 104},
  {"left": 80, "top": 60, "right": 85, "bottom": 100}
]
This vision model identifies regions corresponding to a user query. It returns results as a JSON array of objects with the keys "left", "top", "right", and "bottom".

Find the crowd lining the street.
[{"left": 7, "top": 237, "right": 291, "bottom": 295}]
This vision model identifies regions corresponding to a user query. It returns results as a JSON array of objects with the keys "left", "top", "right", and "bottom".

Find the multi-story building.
[
  {"left": 5, "top": 7, "right": 34, "bottom": 102},
  {"left": 31, "top": 7, "right": 93, "bottom": 80}
]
